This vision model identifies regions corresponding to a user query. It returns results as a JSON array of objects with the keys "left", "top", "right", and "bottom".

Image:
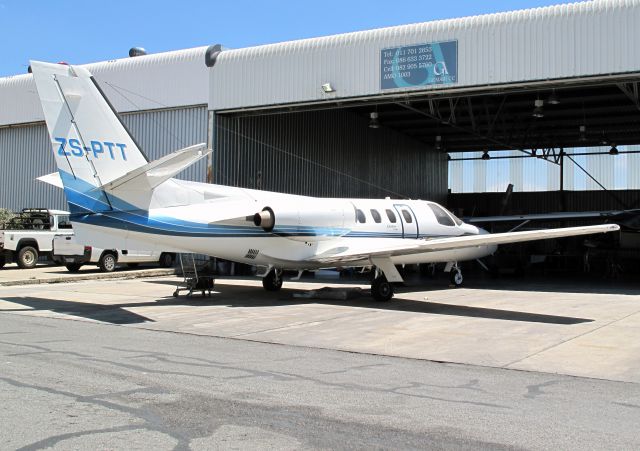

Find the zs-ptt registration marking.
[{"left": 55, "top": 137, "right": 127, "bottom": 160}]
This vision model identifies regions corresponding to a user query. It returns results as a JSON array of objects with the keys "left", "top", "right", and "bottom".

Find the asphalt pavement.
[{"left": 1, "top": 313, "right": 639, "bottom": 450}]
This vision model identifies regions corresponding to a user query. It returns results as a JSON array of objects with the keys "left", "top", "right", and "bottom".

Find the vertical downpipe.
[{"left": 207, "top": 110, "right": 215, "bottom": 183}]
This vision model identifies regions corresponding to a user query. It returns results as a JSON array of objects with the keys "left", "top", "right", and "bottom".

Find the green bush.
[{"left": 0, "top": 209, "right": 16, "bottom": 230}]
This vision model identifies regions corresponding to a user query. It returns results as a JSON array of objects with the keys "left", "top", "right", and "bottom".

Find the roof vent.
[
  {"left": 205, "top": 44, "right": 224, "bottom": 68},
  {"left": 129, "top": 47, "right": 147, "bottom": 57}
]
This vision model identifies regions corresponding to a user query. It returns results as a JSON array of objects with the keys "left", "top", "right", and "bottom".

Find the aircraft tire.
[
  {"left": 372, "top": 276, "right": 393, "bottom": 302},
  {"left": 159, "top": 253, "right": 174, "bottom": 268},
  {"left": 262, "top": 270, "right": 283, "bottom": 291},
  {"left": 450, "top": 269, "right": 463, "bottom": 287}
]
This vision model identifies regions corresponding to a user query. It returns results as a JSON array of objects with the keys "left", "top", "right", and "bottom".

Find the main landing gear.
[
  {"left": 371, "top": 275, "right": 394, "bottom": 302},
  {"left": 262, "top": 268, "right": 283, "bottom": 291}
]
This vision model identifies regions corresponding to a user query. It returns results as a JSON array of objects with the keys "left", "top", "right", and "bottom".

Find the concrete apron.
[
  {"left": 0, "top": 276, "right": 639, "bottom": 384},
  {"left": 0, "top": 263, "right": 176, "bottom": 286}
]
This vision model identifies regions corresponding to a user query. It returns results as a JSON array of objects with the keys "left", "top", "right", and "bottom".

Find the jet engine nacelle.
[{"left": 253, "top": 199, "right": 353, "bottom": 241}]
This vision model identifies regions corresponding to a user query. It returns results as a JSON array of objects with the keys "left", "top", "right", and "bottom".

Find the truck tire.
[
  {"left": 0, "top": 258, "right": 5, "bottom": 269},
  {"left": 98, "top": 252, "right": 117, "bottom": 273},
  {"left": 17, "top": 246, "right": 38, "bottom": 269},
  {"left": 65, "top": 263, "right": 82, "bottom": 272}
]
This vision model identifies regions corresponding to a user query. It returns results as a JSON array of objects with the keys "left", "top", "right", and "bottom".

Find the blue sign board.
[{"left": 381, "top": 40, "right": 458, "bottom": 90}]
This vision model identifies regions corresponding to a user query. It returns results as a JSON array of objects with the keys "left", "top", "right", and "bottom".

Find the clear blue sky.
[{"left": 0, "top": 0, "right": 575, "bottom": 77}]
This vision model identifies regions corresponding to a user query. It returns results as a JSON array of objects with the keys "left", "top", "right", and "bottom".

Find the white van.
[{"left": 52, "top": 235, "right": 175, "bottom": 272}]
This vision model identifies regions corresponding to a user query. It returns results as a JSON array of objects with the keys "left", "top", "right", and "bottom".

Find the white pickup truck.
[
  {"left": 0, "top": 209, "right": 74, "bottom": 269},
  {"left": 52, "top": 235, "right": 176, "bottom": 272}
]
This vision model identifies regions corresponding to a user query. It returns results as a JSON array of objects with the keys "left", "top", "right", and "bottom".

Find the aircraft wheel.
[
  {"left": 372, "top": 276, "right": 394, "bottom": 302},
  {"left": 159, "top": 253, "right": 174, "bottom": 268},
  {"left": 262, "top": 269, "right": 283, "bottom": 291},
  {"left": 450, "top": 269, "right": 463, "bottom": 287}
]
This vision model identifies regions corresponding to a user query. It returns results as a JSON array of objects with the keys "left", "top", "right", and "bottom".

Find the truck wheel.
[
  {"left": 0, "top": 256, "right": 5, "bottom": 269},
  {"left": 159, "top": 253, "right": 174, "bottom": 268},
  {"left": 65, "top": 263, "right": 82, "bottom": 272},
  {"left": 17, "top": 246, "right": 38, "bottom": 269},
  {"left": 98, "top": 253, "right": 117, "bottom": 273}
]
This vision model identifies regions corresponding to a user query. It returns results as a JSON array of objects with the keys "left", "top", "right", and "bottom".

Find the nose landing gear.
[{"left": 446, "top": 262, "right": 463, "bottom": 287}]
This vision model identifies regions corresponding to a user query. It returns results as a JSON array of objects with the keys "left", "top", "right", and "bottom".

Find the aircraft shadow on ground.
[
  {"left": 0, "top": 297, "right": 157, "bottom": 325},
  {"left": 0, "top": 286, "right": 594, "bottom": 326},
  {"left": 218, "top": 289, "right": 594, "bottom": 325},
  {"left": 147, "top": 281, "right": 595, "bottom": 325},
  {"left": 146, "top": 274, "right": 640, "bottom": 297}
]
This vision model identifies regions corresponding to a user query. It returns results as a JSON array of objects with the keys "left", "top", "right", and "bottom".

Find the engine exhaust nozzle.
[{"left": 253, "top": 208, "right": 275, "bottom": 231}]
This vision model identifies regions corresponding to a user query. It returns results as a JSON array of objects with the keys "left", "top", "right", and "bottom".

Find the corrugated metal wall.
[
  {"left": 0, "top": 106, "right": 207, "bottom": 211},
  {"left": 449, "top": 145, "right": 640, "bottom": 193},
  {"left": 0, "top": 123, "right": 64, "bottom": 211},
  {"left": 214, "top": 109, "right": 447, "bottom": 201},
  {"left": 210, "top": 0, "right": 640, "bottom": 110},
  {"left": 0, "top": 46, "right": 209, "bottom": 126},
  {"left": 121, "top": 106, "right": 208, "bottom": 182}
]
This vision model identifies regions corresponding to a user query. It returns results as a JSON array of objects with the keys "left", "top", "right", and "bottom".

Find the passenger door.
[{"left": 393, "top": 204, "right": 419, "bottom": 238}]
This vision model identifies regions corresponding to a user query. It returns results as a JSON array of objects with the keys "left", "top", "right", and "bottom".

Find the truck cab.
[{"left": 0, "top": 209, "right": 74, "bottom": 269}]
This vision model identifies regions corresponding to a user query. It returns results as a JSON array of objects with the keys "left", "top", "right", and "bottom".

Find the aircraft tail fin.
[{"left": 31, "top": 61, "right": 152, "bottom": 213}]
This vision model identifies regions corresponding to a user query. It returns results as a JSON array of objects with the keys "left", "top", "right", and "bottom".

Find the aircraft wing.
[
  {"left": 308, "top": 224, "right": 620, "bottom": 264},
  {"left": 465, "top": 210, "right": 633, "bottom": 223}
]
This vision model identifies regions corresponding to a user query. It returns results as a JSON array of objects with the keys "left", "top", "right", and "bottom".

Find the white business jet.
[{"left": 31, "top": 61, "right": 619, "bottom": 300}]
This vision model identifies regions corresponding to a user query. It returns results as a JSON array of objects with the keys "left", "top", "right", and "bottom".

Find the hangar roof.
[
  {"left": 209, "top": 0, "right": 640, "bottom": 112},
  {"left": 0, "top": 46, "right": 209, "bottom": 127}
]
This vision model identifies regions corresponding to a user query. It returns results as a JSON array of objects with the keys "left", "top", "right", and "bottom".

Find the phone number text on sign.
[{"left": 381, "top": 41, "right": 458, "bottom": 90}]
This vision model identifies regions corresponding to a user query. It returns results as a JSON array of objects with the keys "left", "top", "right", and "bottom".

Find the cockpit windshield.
[
  {"left": 443, "top": 207, "right": 463, "bottom": 226},
  {"left": 428, "top": 203, "right": 462, "bottom": 226}
]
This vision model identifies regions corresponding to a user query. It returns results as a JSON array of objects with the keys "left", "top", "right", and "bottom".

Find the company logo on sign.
[
  {"left": 381, "top": 40, "right": 458, "bottom": 90},
  {"left": 55, "top": 137, "right": 128, "bottom": 160}
]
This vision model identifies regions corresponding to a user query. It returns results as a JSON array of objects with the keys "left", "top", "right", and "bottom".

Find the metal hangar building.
[{"left": 1, "top": 0, "right": 639, "bottom": 214}]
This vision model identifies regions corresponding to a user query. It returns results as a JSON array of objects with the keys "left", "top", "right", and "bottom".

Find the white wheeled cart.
[{"left": 173, "top": 254, "right": 215, "bottom": 297}]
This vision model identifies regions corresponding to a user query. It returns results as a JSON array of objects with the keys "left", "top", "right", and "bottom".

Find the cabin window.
[
  {"left": 401, "top": 210, "right": 413, "bottom": 223},
  {"left": 385, "top": 209, "right": 397, "bottom": 223},
  {"left": 356, "top": 209, "right": 366, "bottom": 223},
  {"left": 370, "top": 209, "right": 382, "bottom": 223},
  {"left": 429, "top": 203, "right": 455, "bottom": 226}
]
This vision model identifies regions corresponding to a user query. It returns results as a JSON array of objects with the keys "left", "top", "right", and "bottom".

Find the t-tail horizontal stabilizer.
[{"left": 97, "top": 143, "right": 209, "bottom": 194}]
